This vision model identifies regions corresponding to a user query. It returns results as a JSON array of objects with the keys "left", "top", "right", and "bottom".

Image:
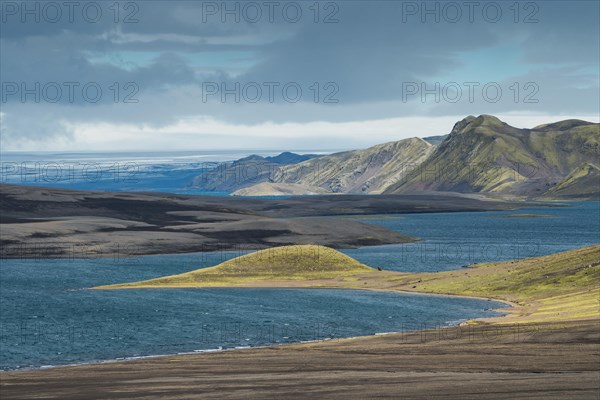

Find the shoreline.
[
  {"left": 94, "top": 283, "right": 518, "bottom": 308},
  {"left": 2, "top": 287, "right": 513, "bottom": 373},
  {"left": 2, "top": 319, "right": 598, "bottom": 399},
  {"left": 2, "top": 244, "right": 598, "bottom": 399},
  {"left": 0, "top": 183, "right": 554, "bottom": 260},
  {"left": 14, "top": 242, "right": 594, "bottom": 374}
]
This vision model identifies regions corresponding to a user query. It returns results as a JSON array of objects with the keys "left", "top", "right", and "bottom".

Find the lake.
[
  {"left": 342, "top": 201, "right": 600, "bottom": 271},
  {"left": 0, "top": 265, "right": 506, "bottom": 370},
  {"left": 1, "top": 202, "right": 598, "bottom": 370}
]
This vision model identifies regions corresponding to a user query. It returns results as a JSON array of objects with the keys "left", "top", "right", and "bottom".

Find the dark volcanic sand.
[
  {"left": 1, "top": 184, "right": 534, "bottom": 258},
  {"left": 1, "top": 320, "right": 598, "bottom": 399}
]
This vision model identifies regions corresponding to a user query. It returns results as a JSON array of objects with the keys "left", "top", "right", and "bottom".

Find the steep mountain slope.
[
  {"left": 190, "top": 152, "right": 319, "bottom": 192},
  {"left": 384, "top": 115, "right": 599, "bottom": 197},
  {"left": 542, "top": 163, "right": 600, "bottom": 199},
  {"left": 239, "top": 137, "right": 434, "bottom": 195}
]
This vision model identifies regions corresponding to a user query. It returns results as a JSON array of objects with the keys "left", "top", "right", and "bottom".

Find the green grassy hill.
[
  {"left": 97, "top": 244, "right": 600, "bottom": 323},
  {"left": 97, "top": 245, "right": 374, "bottom": 288},
  {"left": 390, "top": 245, "right": 600, "bottom": 323}
]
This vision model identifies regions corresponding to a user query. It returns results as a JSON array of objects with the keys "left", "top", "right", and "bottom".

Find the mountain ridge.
[
  {"left": 190, "top": 115, "right": 598, "bottom": 199},
  {"left": 384, "top": 115, "right": 599, "bottom": 197},
  {"left": 190, "top": 151, "right": 319, "bottom": 192},
  {"left": 235, "top": 137, "right": 434, "bottom": 195}
]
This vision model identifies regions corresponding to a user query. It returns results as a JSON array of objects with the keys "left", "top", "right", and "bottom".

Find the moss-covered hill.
[
  {"left": 97, "top": 244, "right": 600, "bottom": 324},
  {"left": 97, "top": 245, "right": 373, "bottom": 288}
]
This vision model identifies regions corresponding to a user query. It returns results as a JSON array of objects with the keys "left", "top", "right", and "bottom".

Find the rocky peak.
[
  {"left": 449, "top": 115, "right": 476, "bottom": 135},
  {"left": 450, "top": 115, "right": 505, "bottom": 136}
]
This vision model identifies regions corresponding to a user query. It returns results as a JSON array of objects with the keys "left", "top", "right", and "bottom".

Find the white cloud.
[{"left": 6, "top": 113, "right": 593, "bottom": 152}]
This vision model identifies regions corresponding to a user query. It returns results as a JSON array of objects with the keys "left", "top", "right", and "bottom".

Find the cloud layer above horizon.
[{"left": 1, "top": 0, "right": 598, "bottom": 151}]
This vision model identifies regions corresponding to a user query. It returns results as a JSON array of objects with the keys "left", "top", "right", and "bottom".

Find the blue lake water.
[
  {"left": 341, "top": 202, "right": 600, "bottom": 272},
  {"left": 0, "top": 258, "right": 506, "bottom": 370},
  {"left": 1, "top": 202, "right": 598, "bottom": 370}
]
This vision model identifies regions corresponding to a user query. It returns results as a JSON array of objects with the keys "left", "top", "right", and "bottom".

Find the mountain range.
[
  {"left": 190, "top": 152, "right": 319, "bottom": 193},
  {"left": 190, "top": 115, "right": 599, "bottom": 199}
]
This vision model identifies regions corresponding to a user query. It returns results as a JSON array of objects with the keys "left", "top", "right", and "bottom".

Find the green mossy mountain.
[
  {"left": 542, "top": 163, "right": 600, "bottom": 199},
  {"left": 383, "top": 115, "right": 599, "bottom": 198},
  {"left": 191, "top": 115, "right": 598, "bottom": 199}
]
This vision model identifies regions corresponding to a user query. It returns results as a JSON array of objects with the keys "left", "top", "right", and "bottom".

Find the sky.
[{"left": 1, "top": 0, "right": 599, "bottom": 152}]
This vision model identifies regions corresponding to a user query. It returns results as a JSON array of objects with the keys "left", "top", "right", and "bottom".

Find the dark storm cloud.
[{"left": 0, "top": 0, "right": 598, "bottom": 148}]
